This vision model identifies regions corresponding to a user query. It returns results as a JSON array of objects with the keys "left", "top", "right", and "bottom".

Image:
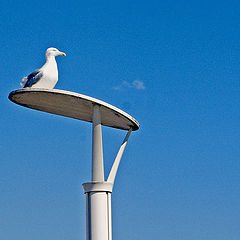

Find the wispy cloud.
[
  {"left": 132, "top": 80, "right": 145, "bottom": 90},
  {"left": 113, "top": 80, "right": 145, "bottom": 91}
]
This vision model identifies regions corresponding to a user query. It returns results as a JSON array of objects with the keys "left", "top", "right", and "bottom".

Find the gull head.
[{"left": 45, "top": 47, "right": 66, "bottom": 58}]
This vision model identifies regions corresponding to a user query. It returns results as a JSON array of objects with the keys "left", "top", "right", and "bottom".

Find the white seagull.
[{"left": 21, "top": 47, "right": 66, "bottom": 89}]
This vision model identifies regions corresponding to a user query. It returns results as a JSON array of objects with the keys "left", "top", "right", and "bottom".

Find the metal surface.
[
  {"left": 83, "top": 182, "right": 113, "bottom": 240},
  {"left": 8, "top": 88, "right": 139, "bottom": 131},
  {"left": 86, "top": 192, "right": 110, "bottom": 240},
  {"left": 107, "top": 128, "right": 132, "bottom": 184},
  {"left": 92, "top": 105, "right": 104, "bottom": 182},
  {"left": 82, "top": 182, "right": 113, "bottom": 193},
  {"left": 84, "top": 104, "right": 112, "bottom": 240}
]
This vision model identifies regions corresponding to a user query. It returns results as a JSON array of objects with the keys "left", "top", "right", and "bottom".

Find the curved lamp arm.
[{"left": 107, "top": 128, "right": 132, "bottom": 184}]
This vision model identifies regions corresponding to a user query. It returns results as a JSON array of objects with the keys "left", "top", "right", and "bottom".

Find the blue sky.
[{"left": 1, "top": 1, "right": 240, "bottom": 239}]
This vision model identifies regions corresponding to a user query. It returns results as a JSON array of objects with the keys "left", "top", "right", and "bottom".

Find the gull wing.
[{"left": 23, "top": 69, "right": 43, "bottom": 88}]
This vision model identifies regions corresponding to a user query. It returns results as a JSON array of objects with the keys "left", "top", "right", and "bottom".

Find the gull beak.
[{"left": 59, "top": 52, "right": 66, "bottom": 56}]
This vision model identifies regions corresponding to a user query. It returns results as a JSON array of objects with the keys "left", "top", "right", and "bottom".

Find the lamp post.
[{"left": 9, "top": 88, "right": 139, "bottom": 240}]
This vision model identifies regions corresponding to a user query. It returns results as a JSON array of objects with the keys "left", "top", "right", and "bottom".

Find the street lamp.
[{"left": 9, "top": 88, "right": 139, "bottom": 240}]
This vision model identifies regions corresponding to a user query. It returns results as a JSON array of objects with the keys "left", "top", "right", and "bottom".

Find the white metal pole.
[
  {"left": 92, "top": 104, "right": 104, "bottom": 182},
  {"left": 83, "top": 183, "right": 113, "bottom": 240},
  {"left": 87, "top": 192, "right": 109, "bottom": 240},
  {"left": 84, "top": 105, "right": 132, "bottom": 240},
  {"left": 83, "top": 104, "right": 111, "bottom": 240}
]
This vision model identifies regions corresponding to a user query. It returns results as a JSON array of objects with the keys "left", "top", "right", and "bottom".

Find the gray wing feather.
[{"left": 23, "top": 69, "right": 43, "bottom": 88}]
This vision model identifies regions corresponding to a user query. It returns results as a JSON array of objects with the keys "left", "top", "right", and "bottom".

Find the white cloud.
[
  {"left": 113, "top": 80, "right": 145, "bottom": 91},
  {"left": 132, "top": 80, "right": 145, "bottom": 90}
]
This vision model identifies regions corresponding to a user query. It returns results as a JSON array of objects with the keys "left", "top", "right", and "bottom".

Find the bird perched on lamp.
[{"left": 21, "top": 47, "right": 66, "bottom": 89}]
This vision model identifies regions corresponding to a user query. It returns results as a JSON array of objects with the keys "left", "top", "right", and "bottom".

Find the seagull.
[{"left": 21, "top": 47, "right": 66, "bottom": 89}]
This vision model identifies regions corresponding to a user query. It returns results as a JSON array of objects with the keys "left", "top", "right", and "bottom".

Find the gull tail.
[{"left": 20, "top": 77, "right": 28, "bottom": 87}]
